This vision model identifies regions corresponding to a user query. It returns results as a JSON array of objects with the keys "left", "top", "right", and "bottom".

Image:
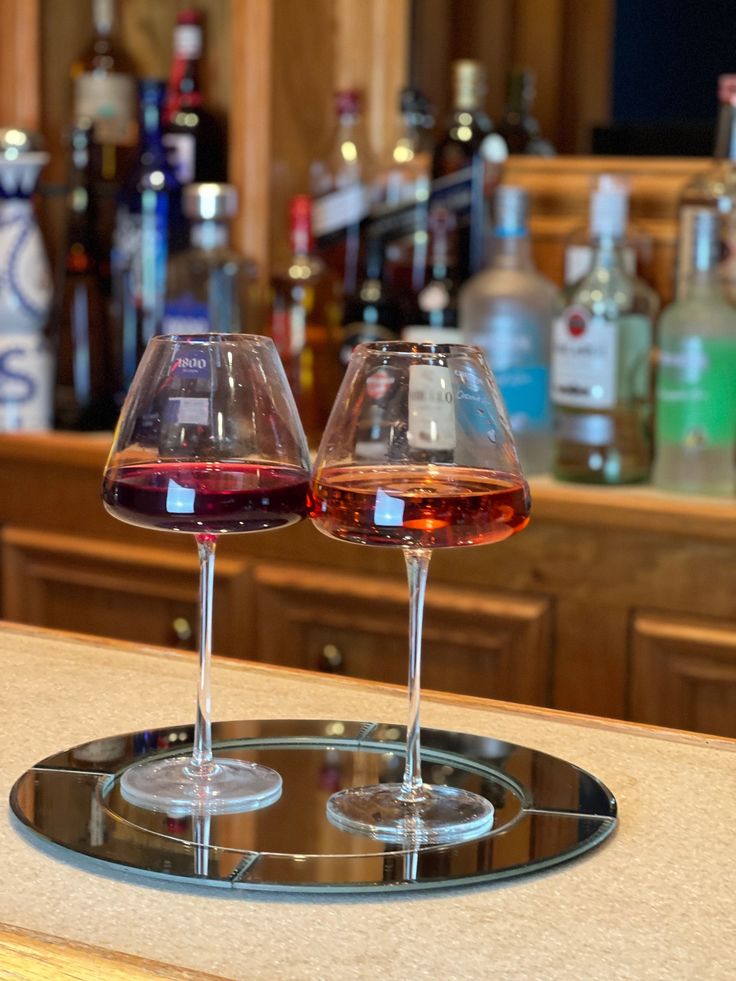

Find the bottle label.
[
  {"left": 564, "top": 243, "right": 637, "bottom": 286},
  {"left": 163, "top": 132, "right": 196, "bottom": 185},
  {"left": 312, "top": 184, "right": 371, "bottom": 238},
  {"left": 0, "top": 334, "right": 52, "bottom": 431},
  {"left": 551, "top": 307, "right": 618, "bottom": 409},
  {"left": 408, "top": 364, "right": 456, "bottom": 450},
  {"left": 74, "top": 73, "right": 137, "bottom": 146},
  {"left": 494, "top": 365, "right": 549, "bottom": 434},
  {"left": 162, "top": 299, "right": 210, "bottom": 335},
  {"left": 656, "top": 337, "right": 736, "bottom": 447}
]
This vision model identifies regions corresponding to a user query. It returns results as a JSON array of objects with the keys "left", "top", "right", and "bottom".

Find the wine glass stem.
[
  {"left": 192, "top": 534, "right": 217, "bottom": 772},
  {"left": 401, "top": 547, "right": 431, "bottom": 801}
]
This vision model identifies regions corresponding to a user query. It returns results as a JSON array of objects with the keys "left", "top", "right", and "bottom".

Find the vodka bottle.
[
  {"left": 654, "top": 207, "right": 736, "bottom": 495},
  {"left": 679, "top": 75, "right": 736, "bottom": 302},
  {"left": 459, "top": 185, "right": 559, "bottom": 473},
  {"left": 551, "top": 176, "right": 659, "bottom": 484}
]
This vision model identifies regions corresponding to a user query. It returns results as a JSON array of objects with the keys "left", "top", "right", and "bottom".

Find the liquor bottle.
[
  {"left": 431, "top": 59, "right": 507, "bottom": 283},
  {"left": 164, "top": 183, "right": 259, "bottom": 335},
  {"left": 53, "top": 125, "right": 118, "bottom": 431},
  {"left": 309, "top": 90, "right": 375, "bottom": 296},
  {"left": 111, "top": 80, "right": 182, "bottom": 401},
  {"left": 400, "top": 205, "right": 459, "bottom": 344},
  {"left": 679, "top": 75, "right": 736, "bottom": 302},
  {"left": 341, "top": 228, "right": 402, "bottom": 363},
  {"left": 70, "top": 0, "right": 138, "bottom": 185},
  {"left": 163, "top": 10, "right": 227, "bottom": 187},
  {"left": 495, "top": 68, "right": 555, "bottom": 157},
  {"left": 459, "top": 185, "right": 558, "bottom": 473},
  {"left": 653, "top": 207, "right": 736, "bottom": 495},
  {"left": 383, "top": 87, "right": 433, "bottom": 208},
  {"left": 551, "top": 175, "right": 659, "bottom": 484},
  {"left": 0, "top": 129, "right": 54, "bottom": 432},
  {"left": 269, "top": 195, "right": 342, "bottom": 445}
]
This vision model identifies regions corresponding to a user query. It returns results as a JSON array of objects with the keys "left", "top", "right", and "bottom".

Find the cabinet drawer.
[
  {"left": 254, "top": 563, "right": 552, "bottom": 705},
  {"left": 630, "top": 611, "right": 736, "bottom": 737},
  {"left": 1, "top": 527, "right": 251, "bottom": 657}
]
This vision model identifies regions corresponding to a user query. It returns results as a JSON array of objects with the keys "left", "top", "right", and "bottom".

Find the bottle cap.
[
  {"left": 589, "top": 174, "right": 629, "bottom": 237},
  {"left": 183, "top": 183, "right": 238, "bottom": 220},
  {"left": 452, "top": 60, "right": 486, "bottom": 109},
  {"left": 719, "top": 74, "right": 736, "bottom": 106},
  {"left": 679, "top": 205, "right": 720, "bottom": 274},
  {"left": 174, "top": 11, "right": 203, "bottom": 58},
  {"left": 493, "top": 185, "right": 529, "bottom": 236}
]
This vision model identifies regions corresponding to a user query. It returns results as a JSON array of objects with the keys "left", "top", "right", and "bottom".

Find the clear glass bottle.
[
  {"left": 53, "top": 124, "right": 117, "bottom": 431},
  {"left": 459, "top": 185, "right": 559, "bottom": 473},
  {"left": 495, "top": 68, "right": 555, "bottom": 157},
  {"left": 163, "top": 183, "right": 258, "bottom": 335},
  {"left": 309, "top": 90, "right": 375, "bottom": 296},
  {"left": 551, "top": 175, "right": 659, "bottom": 484},
  {"left": 269, "top": 195, "right": 342, "bottom": 446},
  {"left": 654, "top": 206, "right": 736, "bottom": 495},
  {"left": 431, "top": 59, "right": 507, "bottom": 283},
  {"left": 163, "top": 9, "right": 227, "bottom": 187},
  {"left": 679, "top": 74, "right": 736, "bottom": 303}
]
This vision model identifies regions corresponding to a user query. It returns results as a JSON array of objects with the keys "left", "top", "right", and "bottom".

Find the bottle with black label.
[{"left": 341, "top": 229, "right": 402, "bottom": 364}]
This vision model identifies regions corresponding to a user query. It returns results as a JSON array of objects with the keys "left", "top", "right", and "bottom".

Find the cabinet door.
[
  {"left": 253, "top": 563, "right": 552, "bottom": 705},
  {"left": 1, "top": 527, "right": 251, "bottom": 657},
  {"left": 630, "top": 611, "right": 736, "bottom": 737}
]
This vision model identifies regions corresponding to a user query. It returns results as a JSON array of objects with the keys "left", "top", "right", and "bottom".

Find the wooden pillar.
[{"left": 0, "top": 0, "right": 40, "bottom": 130}]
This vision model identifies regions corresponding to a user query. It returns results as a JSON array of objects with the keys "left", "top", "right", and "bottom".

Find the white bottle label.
[
  {"left": 551, "top": 308, "right": 617, "bottom": 409},
  {"left": 311, "top": 184, "right": 371, "bottom": 237},
  {"left": 74, "top": 72, "right": 137, "bottom": 146},
  {"left": 0, "top": 334, "right": 52, "bottom": 431},
  {"left": 408, "top": 364, "right": 456, "bottom": 450},
  {"left": 163, "top": 132, "right": 196, "bottom": 185}
]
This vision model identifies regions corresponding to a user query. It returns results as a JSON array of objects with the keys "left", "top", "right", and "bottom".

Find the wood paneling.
[
  {"left": 630, "top": 612, "right": 736, "bottom": 738},
  {"left": 0, "top": 0, "right": 40, "bottom": 130}
]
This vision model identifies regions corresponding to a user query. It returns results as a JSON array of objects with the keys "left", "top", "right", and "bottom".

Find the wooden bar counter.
[
  {"left": 0, "top": 622, "right": 734, "bottom": 979},
  {"left": 1, "top": 432, "right": 736, "bottom": 737}
]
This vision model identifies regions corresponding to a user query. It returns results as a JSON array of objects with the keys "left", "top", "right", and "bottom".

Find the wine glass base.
[
  {"left": 120, "top": 756, "right": 283, "bottom": 816},
  {"left": 326, "top": 783, "right": 494, "bottom": 845}
]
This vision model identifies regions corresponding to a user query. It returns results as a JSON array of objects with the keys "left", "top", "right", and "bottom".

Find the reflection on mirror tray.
[{"left": 9, "top": 720, "right": 617, "bottom": 893}]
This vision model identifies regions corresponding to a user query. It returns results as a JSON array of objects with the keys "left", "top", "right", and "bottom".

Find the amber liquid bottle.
[{"left": 269, "top": 195, "right": 342, "bottom": 446}]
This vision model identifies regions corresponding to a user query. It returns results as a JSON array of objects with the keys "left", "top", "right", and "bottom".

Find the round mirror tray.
[{"left": 10, "top": 719, "right": 617, "bottom": 893}]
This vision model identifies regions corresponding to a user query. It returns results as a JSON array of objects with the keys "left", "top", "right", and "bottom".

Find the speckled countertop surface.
[{"left": 1, "top": 622, "right": 734, "bottom": 980}]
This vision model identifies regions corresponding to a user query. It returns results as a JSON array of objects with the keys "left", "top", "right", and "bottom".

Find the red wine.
[
  {"left": 103, "top": 462, "right": 309, "bottom": 534},
  {"left": 310, "top": 465, "right": 530, "bottom": 548}
]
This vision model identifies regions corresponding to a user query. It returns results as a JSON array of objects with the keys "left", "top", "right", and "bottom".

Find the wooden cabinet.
[{"left": 2, "top": 434, "right": 736, "bottom": 739}]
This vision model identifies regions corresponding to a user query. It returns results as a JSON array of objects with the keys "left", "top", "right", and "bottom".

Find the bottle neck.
[
  {"left": 168, "top": 27, "right": 203, "bottom": 112},
  {"left": 714, "top": 101, "right": 736, "bottom": 160},
  {"left": 290, "top": 221, "right": 313, "bottom": 258},
  {"left": 191, "top": 220, "right": 228, "bottom": 250},
  {"left": 588, "top": 233, "right": 628, "bottom": 272},
  {"left": 491, "top": 231, "right": 534, "bottom": 270},
  {"left": 92, "top": 0, "right": 114, "bottom": 36}
]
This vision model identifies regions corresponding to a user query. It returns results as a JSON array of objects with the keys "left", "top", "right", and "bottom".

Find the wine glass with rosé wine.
[
  {"left": 102, "top": 334, "right": 311, "bottom": 815},
  {"left": 310, "top": 341, "right": 530, "bottom": 844}
]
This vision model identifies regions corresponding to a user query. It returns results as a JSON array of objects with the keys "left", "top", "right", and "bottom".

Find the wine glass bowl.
[
  {"left": 310, "top": 341, "right": 530, "bottom": 843},
  {"left": 102, "top": 333, "right": 310, "bottom": 815}
]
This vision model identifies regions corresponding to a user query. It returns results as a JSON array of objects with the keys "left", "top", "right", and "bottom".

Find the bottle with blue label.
[
  {"left": 0, "top": 128, "right": 53, "bottom": 432},
  {"left": 458, "top": 184, "right": 559, "bottom": 473},
  {"left": 111, "top": 79, "right": 182, "bottom": 400},
  {"left": 654, "top": 206, "right": 736, "bottom": 495},
  {"left": 163, "top": 183, "right": 258, "bottom": 336}
]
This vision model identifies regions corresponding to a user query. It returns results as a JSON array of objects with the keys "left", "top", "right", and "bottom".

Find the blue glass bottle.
[{"left": 112, "top": 79, "right": 182, "bottom": 400}]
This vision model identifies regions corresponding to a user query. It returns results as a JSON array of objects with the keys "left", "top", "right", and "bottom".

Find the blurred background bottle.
[
  {"left": 654, "top": 206, "right": 736, "bottom": 495},
  {"left": 69, "top": 0, "right": 139, "bottom": 306},
  {"left": 269, "top": 194, "right": 342, "bottom": 446},
  {"left": 431, "top": 59, "right": 507, "bottom": 283},
  {"left": 111, "top": 79, "right": 181, "bottom": 402},
  {"left": 679, "top": 74, "right": 736, "bottom": 303},
  {"left": 400, "top": 205, "right": 459, "bottom": 343},
  {"left": 309, "top": 89, "right": 375, "bottom": 296},
  {"left": 459, "top": 185, "right": 558, "bottom": 473},
  {"left": 496, "top": 68, "right": 555, "bottom": 157},
  {"left": 341, "top": 228, "right": 402, "bottom": 362},
  {"left": 52, "top": 124, "right": 117, "bottom": 431},
  {"left": 551, "top": 175, "right": 659, "bottom": 484},
  {"left": 163, "top": 9, "right": 227, "bottom": 187},
  {"left": 0, "top": 129, "right": 53, "bottom": 432},
  {"left": 164, "top": 183, "right": 258, "bottom": 335}
]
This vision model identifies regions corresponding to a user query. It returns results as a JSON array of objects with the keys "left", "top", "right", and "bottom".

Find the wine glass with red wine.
[
  {"left": 102, "top": 334, "right": 310, "bottom": 815},
  {"left": 310, "top": 341, "right": 530, "bottom": 843}
]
